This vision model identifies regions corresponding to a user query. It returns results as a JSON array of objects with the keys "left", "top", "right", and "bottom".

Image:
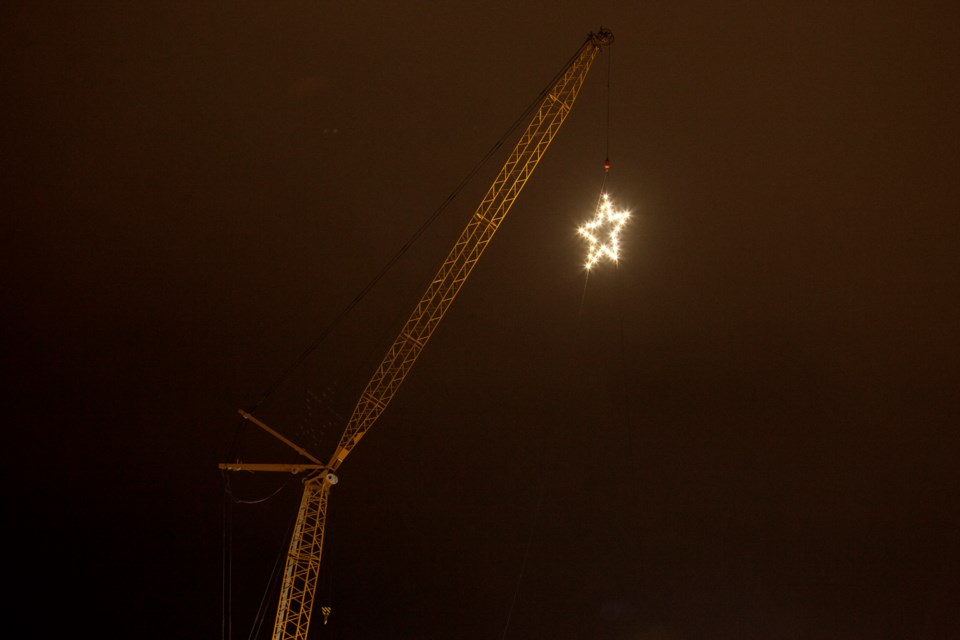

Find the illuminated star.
[{"left": 577, "top": 193, "right": 631, "bottom": 269}]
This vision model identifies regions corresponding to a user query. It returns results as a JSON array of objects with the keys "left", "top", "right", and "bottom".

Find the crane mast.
[{"left": 225, "top": 27, "right": 614, "bottom": 640}]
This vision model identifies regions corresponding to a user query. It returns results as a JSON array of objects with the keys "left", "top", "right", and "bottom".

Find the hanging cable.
[
  {"left": 603, "top": 43, "right": 613, "bottom": 172},
  {"left": 614, "top": 261, "right": 632, "bottom": 431},
  {"left": 243, "top": 39, "right": 593, "bottom": 418},
  {"left": 222, "top": 488, "right": 233, "bottom": 640},
  {"left": 583, "top": 42, "right": 613, "bottom": 302},
  {"left": 499, "top": 479, "right": 546, "bottom": 640},
  {"left": 221, "top": 471, "right": 296, "bottom": 640},
  {"left": 247, "top": 507, "right": 299, "bottom": 640},
  {"left": 606, "top": 44, "right": 629, "bottom": 430}
]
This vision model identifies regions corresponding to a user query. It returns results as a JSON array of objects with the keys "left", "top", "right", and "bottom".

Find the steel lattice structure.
[{"left": 222, "top": 27, "right": 614, "bottom": 640}]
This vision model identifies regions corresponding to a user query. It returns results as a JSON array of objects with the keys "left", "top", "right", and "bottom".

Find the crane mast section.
[
  {"left": 327, "top": 41, "right": 602, "bottom": 471},
  {"left": 271, "top": 479, "right": 330, "bottom": 640}
]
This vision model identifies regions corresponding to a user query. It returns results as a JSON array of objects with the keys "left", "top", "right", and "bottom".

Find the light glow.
[{"left": 577, "top": 193, "right": 631, "bottom": 269}]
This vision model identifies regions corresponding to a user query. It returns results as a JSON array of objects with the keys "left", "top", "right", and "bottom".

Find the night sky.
[{"left": 4, "top": 2, "right": 959, "bottom": 639}]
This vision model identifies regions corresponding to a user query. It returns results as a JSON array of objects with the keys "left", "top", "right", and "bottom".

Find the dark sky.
[{"left": 4, "top": 2, "right": 959, "bottom": 639}]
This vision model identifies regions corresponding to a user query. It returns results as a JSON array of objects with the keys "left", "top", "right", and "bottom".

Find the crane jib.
[{"left": 265, "top": 28, "right": 613, "bottom": 640}]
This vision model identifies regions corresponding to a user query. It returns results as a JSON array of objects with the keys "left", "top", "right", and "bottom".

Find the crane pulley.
[{"left": 220, "top": 27, "right": 614, "bottom": 640}]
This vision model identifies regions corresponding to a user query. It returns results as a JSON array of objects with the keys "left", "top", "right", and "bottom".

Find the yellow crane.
[{"left": 220, "top": 27, "right": 614, "bottom": 640}]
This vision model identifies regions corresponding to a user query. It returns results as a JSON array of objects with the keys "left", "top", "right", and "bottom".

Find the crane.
[{"left": 220, "top": 27, "right": 614, "bottom": 640}]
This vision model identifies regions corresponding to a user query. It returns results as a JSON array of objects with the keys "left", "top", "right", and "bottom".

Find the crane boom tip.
[{"left": 590, "top": 27, "right": 614, "bottom": 47}]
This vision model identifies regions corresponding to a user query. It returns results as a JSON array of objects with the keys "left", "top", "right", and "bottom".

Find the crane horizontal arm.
[{"left": 218, "top": 463, "right": 327, "bottom": 474}]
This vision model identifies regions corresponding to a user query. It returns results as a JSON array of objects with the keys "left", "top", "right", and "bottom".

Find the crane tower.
[{"left": 220, "top": 27, "right": 615, "bottom": 640}]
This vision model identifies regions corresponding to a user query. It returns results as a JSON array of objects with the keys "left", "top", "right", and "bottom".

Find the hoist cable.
[
  {"left": 222, "top": 489, "right": 233, "bottom": 640},
  {"left": 615, "top": 262, "right": 632, "bottom": 431},
  {"left": 248, "top": 509, "right": 299, "bottom": 640},
  {"left": 604, "top": 44, "right": 612, "bottom": 169},
  {"left": 243, "top": 37, "right": 594, "bottom": 417},
  {"left": 499, "top": 484, "right": 546, "bottom": 640}
]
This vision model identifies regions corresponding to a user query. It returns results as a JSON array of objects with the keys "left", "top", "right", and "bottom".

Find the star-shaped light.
[{"left": 577, "top": 192, "right": 631, "bottom": 270}]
